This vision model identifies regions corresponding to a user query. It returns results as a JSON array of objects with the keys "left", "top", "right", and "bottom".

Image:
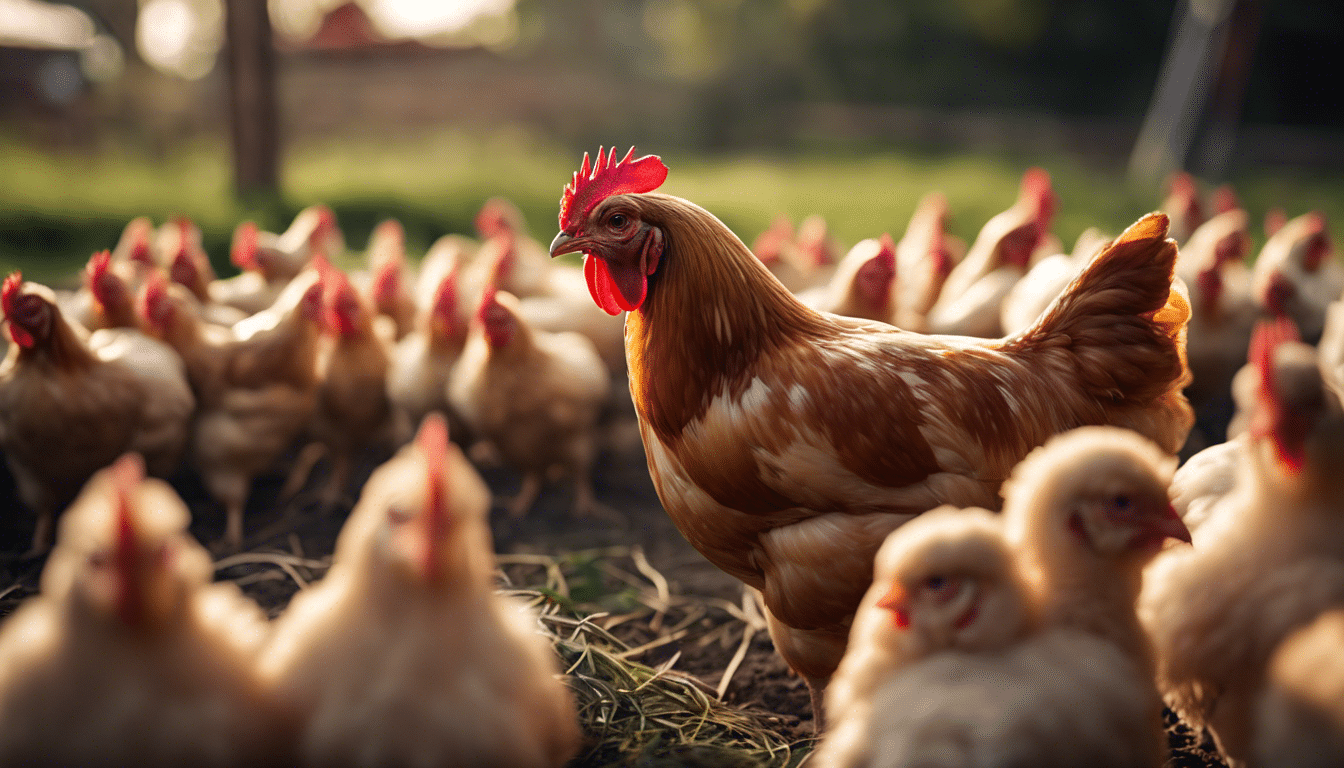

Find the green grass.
[{"left": 4, "top": 128, "right": 1344, "bottom": 288}]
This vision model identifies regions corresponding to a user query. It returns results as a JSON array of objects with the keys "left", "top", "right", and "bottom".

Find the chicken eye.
[
  {"left": 925, "top": 575, "right": 948, "bottom": 591},
  {"left": 1113, "top": 495, "right": 1130, "bottom": 509},
  {"left": 608, "top": 213, "right": 628, "bottom": 229}
]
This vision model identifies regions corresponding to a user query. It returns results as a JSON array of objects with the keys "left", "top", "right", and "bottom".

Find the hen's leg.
[
  {"left": 571, "top": 473, "right": 623, "bottom": 525},
  {"left": 205, "top": 472, "right": 250, "bottom": 554},
  {"left": 507, "top": 472, "right": 543, "bottom": 519},
  {"left": 278, "top": 442, "right": 326, "bottom": 503}
]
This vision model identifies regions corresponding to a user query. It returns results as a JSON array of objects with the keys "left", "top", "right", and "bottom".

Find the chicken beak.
[
  {"left": 549, "top": 232, "right": 576, "bottom": 258},
  {"left": 1154, "top": 503, "right": 1193, "bottom": 545},
  {"left": 875, "top": 582, "right": 911, "bottom": 629}
]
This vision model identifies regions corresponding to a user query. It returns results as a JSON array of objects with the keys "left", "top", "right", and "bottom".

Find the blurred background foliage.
[{"left": 1, "top": 0, "right": 1341, "bottom": 285}]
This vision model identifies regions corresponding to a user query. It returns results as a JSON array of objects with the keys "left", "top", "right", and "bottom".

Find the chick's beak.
[
  {"left": 876, "top": 582, "right": 911, "bottom": 629},
  {"left": 549, "top": 232, "right": 576, "bottom": 258}
]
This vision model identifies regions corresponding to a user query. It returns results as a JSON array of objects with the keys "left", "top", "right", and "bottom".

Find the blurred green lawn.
[{"left": 3, "top": 129, "right": 1343, "bottom": 287}]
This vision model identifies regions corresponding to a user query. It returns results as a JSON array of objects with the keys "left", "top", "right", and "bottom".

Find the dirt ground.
[{"left": 0, "top": 387, "right": 1229, "bottom": 766}]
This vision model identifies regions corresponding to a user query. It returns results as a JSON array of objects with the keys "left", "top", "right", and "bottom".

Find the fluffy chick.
[
  {"left": 259, "top": 415, "right": 581, "bottom": 768},
  {"left": 1001, "top": 426, "right": 1190, "bottom": 676},
  {"left": 817, "top": 505, "right": 1163, "bottom": 768}
]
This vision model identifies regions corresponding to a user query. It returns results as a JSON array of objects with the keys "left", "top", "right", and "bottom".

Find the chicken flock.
[{"left": 1, "top": 151, "right": 1342, "bottom": 767}]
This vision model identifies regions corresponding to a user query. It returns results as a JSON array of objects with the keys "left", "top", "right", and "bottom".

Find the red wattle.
[
  {"left": 585, "top": 255, "right": 630, "bottom": 315},
  {"left": 6, "top": 323, "right": 33, "bottom": 348}
]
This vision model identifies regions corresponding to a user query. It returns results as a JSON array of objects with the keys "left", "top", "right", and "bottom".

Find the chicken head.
[
  {"left": 549, "top": 147, "right": 669, "bottom": 314},
  {"left": 869, "top": 506, "right": 1034, "bottom": 661},
  {"left": 43, "top": 453, "right": 211, "bottom": 630}
]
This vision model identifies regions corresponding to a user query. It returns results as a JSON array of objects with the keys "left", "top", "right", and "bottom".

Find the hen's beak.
[{"left": 549, "top": 232, "right": 576, "bottom": 258}]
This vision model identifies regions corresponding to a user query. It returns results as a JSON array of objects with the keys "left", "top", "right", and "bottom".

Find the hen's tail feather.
[{"left": 1010, "top": 212, "right": 1194, "bottom": 452}]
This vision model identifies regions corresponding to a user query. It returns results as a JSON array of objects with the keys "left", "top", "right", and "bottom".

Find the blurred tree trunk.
[{"left": 224, "top": 0, "right": 280, "bottom": 198}]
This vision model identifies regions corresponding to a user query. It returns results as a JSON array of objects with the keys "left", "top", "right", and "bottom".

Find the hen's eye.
[
  {"left": 1113, "top": 495, "right": 1131, "bottom": 509},
  {"left": 925, "top": 575, "right": 948, "bottom": 591},
  {"left": 609, "top": 214, "right": 628, "bottom": 228}
]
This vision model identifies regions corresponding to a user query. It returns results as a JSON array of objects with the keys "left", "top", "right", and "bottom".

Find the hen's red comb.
[
  {"left": 559, "top": 147, "right": 668, "bottom": 232},
  {"left": 1020, "top": 167, "right": 1056, "bottom": 228},
  {"left": 1213, "top": 185, "right": 1240, "bottom": 215},
  {"left": 416, "top": 413, "right": 449, "bottom": 580},
  {"left": 232, "top": 221, "right": 259, "bottom": 270},
  {"left": 1251, "top": 316, "right": 1302, "bottom": 406},
  {"left": 111, "top": 453, "right": 146, "bottom": 626},
  {"left": 88, "top": 250, "right": 113, "bottom": 285},
  {"left": 879, "top": 232, "right": 897, "bottom": 259},
  {"left": 2, "top": 272, "right": 23, "bottom": 319},
  {"left": 139, "top": 272, "right": 170, "bottom": 326}
]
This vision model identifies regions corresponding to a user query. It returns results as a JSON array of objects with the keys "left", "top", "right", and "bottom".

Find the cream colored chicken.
[
  {"left": 303, "top": 260, "right": 404, "bottom": 507},
  {"left": 0, "top": 454, "right": 283, "bottom": 767},
  {"left": 387, "top": 254, "right": 473, "bottom": 440},
  {"left": 139, "top": 270, "right": 325, "bottom": 549},
  {"left": 926, "top": 167, "right": 1057, "bottom": 337},
  {"left": 2, "top": 273, "right": 193, "bottom": 554},
  {"left": 1252, "top": 211, "right": 1342, "bottom": 344},
  {"left": 259, "top": 415, "right": 580, "bottom": 768},
  {"left": 798, "top": 234, "right": 899, "bottom": 324},
  {"left": 893, "top": 192, "right": 960, "bottom": 332},
  {"left": 448, "top": 287, "right": 610, "bottom": 519}
]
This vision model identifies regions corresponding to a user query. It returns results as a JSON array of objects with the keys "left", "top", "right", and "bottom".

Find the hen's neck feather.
[
  {"left": 626, "top": 194, "right": 834, "bottom": 443},
  {"left": 27, "top": 303, "right": 97, "bottom": 372}
]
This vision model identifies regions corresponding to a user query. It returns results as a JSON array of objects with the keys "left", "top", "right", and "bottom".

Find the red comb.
[
  {"left": 371, "top": 258, "right": 401, "bottom": 303},
  {"left": 88, "top": 250, "right": 112, "bottom": 285},
  {"left": 111, "top": 453, "right": 146, "bottom": 627},
  {"left": 2, "top": 271, "right": 23, "bottom": 319},
  {"left": 1251, "top": 316, "right": 1302, "bottom": 403},
  {"left": 232, "top": 221, "right": 259, "bottom": 270},
  {"left": 1213, "top": 185, "right": 1240, "bottom": 214},
  {"left": 1250, "top": 317, "right": 1307, "bottom": 472},
  {"left": 559, "top": 147, "right": 668, "bottom": 232},
  {"left": 475, "top": 198, "right": 514, "bottom": 239},
  {"left": 417, "top": 413, "right": 449, "bottom": 581},
  {"left": 312, "top": 206, "right": 336, "bottom": 247},
  {"left": 138, "top": 272, "right": 174, "bottom": 330},
  {"left": 1020, "top": 167, "right": 1056, "bottom": 229},
  {"left": 1167, "top": 171, "right": 1197, "bottom": 198},
  {"left": 475, "top": 284, "right": 498, "bottom": 326}
]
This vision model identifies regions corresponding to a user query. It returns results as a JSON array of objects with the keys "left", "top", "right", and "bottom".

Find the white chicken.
[
  {"left": 387, "top": 254, "right": 472, "bottom": 440},
  {"left": 1001, "top": 426, "right": 1190, "bottom": 676},
  {"left": 0, "top": 454, "right": 284, "bottom": 766},
  {"left": 926, "top": 167, "right": 1057, "bottom": 337},
  {"left": 893, "top": 192, "right": 960, "bottom": 333},
  {"left": 797, "top": 233, "right": 899, "bottom": 324},
  {"left": 1251, "top": 210, "right": 1342, "bottom": 344},
  {"left": 258, "top": 415, "right": 581, "bottom": 768}
]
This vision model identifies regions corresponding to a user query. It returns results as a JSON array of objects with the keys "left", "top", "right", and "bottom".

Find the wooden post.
[{"left": 224, "top": 0, "right": 280, "bottom": 198}]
